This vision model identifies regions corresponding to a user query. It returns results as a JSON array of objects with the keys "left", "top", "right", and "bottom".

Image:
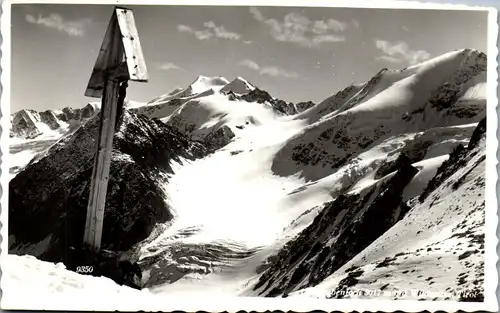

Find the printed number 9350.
[{"left": 76, "top": 266, "right": 93, "bottom": 274}]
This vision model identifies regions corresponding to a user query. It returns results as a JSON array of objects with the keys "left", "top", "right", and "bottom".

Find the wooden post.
[{"left": 83, "top": 6, "right": 148, "bottom": 252}]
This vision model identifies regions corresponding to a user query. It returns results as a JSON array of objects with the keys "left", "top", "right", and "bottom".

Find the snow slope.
[
  {"left": 3, "top": 49, "right": 490, "bottom": 308},
  {"left": 273, "top": 48, "right": 486, "bottom": 181},
  {"left": 292, "top": 126, "right": 487, "bottom": 301},
  {"left": 165, "top": 92, "right": 281, "bottom": 140},
  {"left": 130, "top": 49, "right": 487, "bottom": 298},
  {"left": 2, "top": 254, "right": 147, "bottom": 310}
]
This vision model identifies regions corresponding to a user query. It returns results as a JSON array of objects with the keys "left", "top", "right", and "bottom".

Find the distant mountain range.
[{"left": 10, "top": 76, "right": 314, "bottom": 142}]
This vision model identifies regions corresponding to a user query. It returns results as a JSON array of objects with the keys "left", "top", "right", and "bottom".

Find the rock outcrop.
[
  {"left": 10, "top": 102, "right": 101, "bottom": 140},
  {"left": 204, "top": 125, "right": 236, "bottom": 153},
  {"left": 9, "top": 111, "right": 207, "bottom": 268},
  {"left": 10, "top": 109, "right": 43, "bottom": 139},
  {"left": 239, "top": 88, "right": 315, "bottom": 115}
]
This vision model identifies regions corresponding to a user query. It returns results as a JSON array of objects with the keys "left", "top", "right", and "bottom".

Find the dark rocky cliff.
[{"left": 9, "top": 111, "right": 207, "bottom": 267}]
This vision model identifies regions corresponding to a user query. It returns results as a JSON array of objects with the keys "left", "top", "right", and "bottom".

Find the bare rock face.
[
  {"left": 81, "top": 103, "right": 100, "bottom": 119},
  {"left": 238, "top": 88, "right": 315, "bottom": 115},
  {"left": 295, "top": 101, "right": 315, "bottom": 113},
  {"left": 10, "top": 102, "right": 101, "bottom": 140},
  {"left": 374, "top": 153, "right": 413, "bottom": 179},
  {"left": 56, "top": 103, "right": 100, "bottom": 122},
  {"left": 240, "top": 88, "right": 274, "bottom": 104},
  {"left": 10, "top": 110, "right": 42, "bottom": 139},
  {"left": 8, "top": 111, "right": 207, "bottom": 267},
  {"left": 429, "top": 52, "right": 486, "bottom": 111},
  {"left": 204, "top": 125, "right": 236, "bottom": 153},
  {"left": 419, "top": 117, "right": 486, "bottom": 202},
  {"left": 468, "top": 117, "right": 487, "bottom": 150},
  {"left": 39, "top": 110, "right": 61, "bottom": 130}
]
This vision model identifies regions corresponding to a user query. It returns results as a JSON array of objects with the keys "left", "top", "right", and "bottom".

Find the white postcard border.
[{"left": 0, "top": 0, "right": 498, "bottom": 312}]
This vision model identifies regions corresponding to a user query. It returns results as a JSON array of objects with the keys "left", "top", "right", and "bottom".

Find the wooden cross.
[{"left": 83, "top": 6, "right": 148, "bottom": 252}]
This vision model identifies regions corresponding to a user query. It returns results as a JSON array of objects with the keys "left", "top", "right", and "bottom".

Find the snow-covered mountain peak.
[
  {"left": 408, "top": 48, "right": 485, "bottom": 72},
  {"left": 275, "top": 49, "right": 487, "bottom": 184},
  {"left": 10, "top": 109, "right": 41, "bottom": 138},
  {"left": 146, "top": 77, "right": 231, "bottom": 106},
  {"left": 299, "top": 48, "right": 487, "bottom": 126},
  {"left": 86, "top": 101, "right": 101, "bottom": 111},
  {"left": 189, "top": 75, "right": 230, "bottom": 94},
  {"left": 221, "top": 76, "right": 256, "bottom": 95}
]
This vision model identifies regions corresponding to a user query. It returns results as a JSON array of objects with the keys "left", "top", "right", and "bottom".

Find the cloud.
[
  {"left": 195, "top": 29, "right": 214, "bottom": 40},
  {"left": 249, "top": 7, "right": 347, "bottom": 48},
  {"left": 249, "top": 7, "right": 265, "bottom": 22},
  {"left": 177, "top": 21, "right": 241, "bottom": 41},
  {"left": 204, "top": 21, "right": 241, "bottom": 40},
  {"left": 238, "top": 59, "right": 298, "bottom": 78},
  {"left": 158, "top": 62, "right": 183, "bottom": 71},
  {"left": 239, "top": 59, "right": 260, "bottom": 71},
  {"left": 260, "top": 66, "right": 298, "bottom": 78},
  {"left": 375, "top": 55, "right": 402, "bottom": 64},
  {"left": 374, "top": 39, "right": 430, "bottom": 65},
  {"left": 177, "top": 24, "right": 194, "bottom": 33},
  {"left": 177, "top": 24, "right": 213, "bottom": 40},
  {"left": 25, "top": 13, "right": 91, "bottom": 37},
  {"left": 312, "top": 19, "right": 347, "bottom": 34},
  {"left": 312, "top": 34, "right": 345, "bottom": 45}
]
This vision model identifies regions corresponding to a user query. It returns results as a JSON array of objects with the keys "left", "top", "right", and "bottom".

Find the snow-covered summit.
[
  {"left": 299, "top": 48, "right": 486, "bottom": 124},
  {"left": 273, "top": 49, "right": 487, "bottom": 182},
  {"left": 220, "top": 77, "right": 256, "bottom": 95},
  {"left": 189, "top": 75, "right": 230, "bottom": 95},
  {"left": 130, "top": 75, "right": 305, "bottom": 144},
  {"left": 10, "top": 109, "right": 45, "bottom": 139},
  {"left": 144, "top": 76, "right": 230, "bottom": 107}
]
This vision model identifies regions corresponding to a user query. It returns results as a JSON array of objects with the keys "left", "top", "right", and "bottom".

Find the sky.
[{"left": 11, "top": 3, "right": 489, "bottom": 112}]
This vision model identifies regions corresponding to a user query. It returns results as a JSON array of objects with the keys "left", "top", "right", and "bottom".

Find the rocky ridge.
[
  {"left": 10, "top": 102, "right": 100, "bottom": 139},
  {"left": 9, "top": 111, "right": 207, "bottom": 269}
]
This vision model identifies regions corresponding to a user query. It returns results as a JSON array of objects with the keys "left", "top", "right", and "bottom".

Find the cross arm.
[{"left": 85, "top": 62, "right": 130, "bottom": 98}]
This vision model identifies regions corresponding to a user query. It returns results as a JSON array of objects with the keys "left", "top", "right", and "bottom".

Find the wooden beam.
[
  {"left": 83, "top": 7, "right": 127, "bottom": 251},
  {"left": 115, "top": 7, "right": 149, "bottom": 82},
  {"left": 85, "top": 11, "right": 119, "bottom": 98},
  {"left": 85, "top": 62, "right": 129, "bottom": 97},
  {"left": 83, "top": 6, "right": 149, "bottom": 253},
  {"left": 83, "top": 80, "right": 121, "bottom": 250},
  {"left": 85, "top": 7, "right": 148, "bottom": 98}
]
